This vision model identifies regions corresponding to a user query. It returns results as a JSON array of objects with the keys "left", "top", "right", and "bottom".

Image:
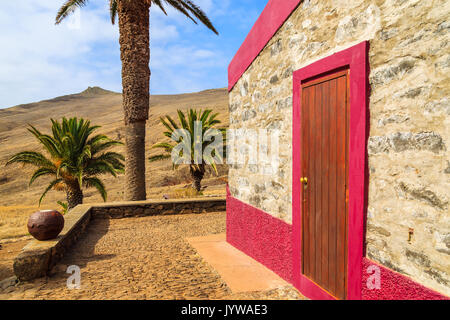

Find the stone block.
[{"left": 13, "top": 206, "right": 91, "bottom": 281}]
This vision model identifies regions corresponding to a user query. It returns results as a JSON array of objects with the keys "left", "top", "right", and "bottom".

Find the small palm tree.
[
  {"left": 55, "top": 1, "right": 218, "bottom": 202},
  {"left": 6, "top": 117, "right": 124, "bottom": 209},
  {"left": 149, "top": 109, "right": 225, "bottom": 192}
]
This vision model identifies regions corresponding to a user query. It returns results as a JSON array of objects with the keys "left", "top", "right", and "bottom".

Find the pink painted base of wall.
[
  {"left": 361, "top": 258, "right": 449, "bottom": 300},
  {"left": 226, "top": 189, "right": 293, "bottom": 283},
  {"left": 226, "top": 190, "right": 448, "bottom": 300}
]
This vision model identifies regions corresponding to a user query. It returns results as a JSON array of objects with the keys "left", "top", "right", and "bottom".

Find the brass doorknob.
[{"left": 300, "top": 177, "right": 308, "bottom": 183}]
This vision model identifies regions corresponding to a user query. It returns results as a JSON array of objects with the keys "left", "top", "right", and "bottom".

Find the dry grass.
[
  {"left": 168, "top": 187, "right": 204, "bottom": 199},
  {"left": 0, "top": 205, "right": 37, "bottom": 240}
]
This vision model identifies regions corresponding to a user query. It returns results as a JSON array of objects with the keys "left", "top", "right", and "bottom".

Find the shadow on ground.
[
  {"left": 0, "top": 265, "right": 12, "bottom": 282},
  {"left": 0, "top": 239, "right": 30, "bottom": 281},
  {"left": 57, "top": 218, "right": 113, "bottom": 270}
]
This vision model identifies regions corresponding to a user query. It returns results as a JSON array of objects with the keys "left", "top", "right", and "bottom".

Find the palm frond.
[
  {"left": 177, "top": 109, "right": 189, "bottom": 129},
  {"left": 27, "top": 125, "right": 62, "bottom": 158},
  {"left": 165, "top": 115, "right": 179, "bottom": 131},
  {"left": 57, "top": 201, "right": 69, "bottom": 214},
  {"left": 110, "top": 0, "right": 118, "bottom": 24},
  {"left": 6, "top": 151, "right": 55, "bottom": 168},
  {"left": 56, "top": 0, "right": 89, "bottom": 24},
  {"left": 88, "top": 160, "right": 119, "bottom": 177},
  {"left": 163, "top": 0, "right": 197, "bottom": 24},
  {"left": 160, "top": 117, "right": 175, "bottom": 133},
  {"left": 29, "top": 167, "right": 57, "bottom": 186},
  {"left": 39, "top": 179, "right": 64, "bottom": 206},
  {"left": 84, "top": 177, "right": 107, "bottom": 201},
  {"left": 151, "top": 142, "right": 175, "bottom": 152},
  {"left": 182, "top": 0, "right": 217, "bottom": 32},
  {"left": 84, "top": 160, "right": 122, "bottom": 176},
  {"left": 87, "top": 134, "right": 108, "bottom": 146},
  {"left": 163, "top": 0, "right": 218, "bottom": 34},
  {"left": 203, "top": 154, "right": 218, "bottom": 175},
  {"left": 206, "top": 112, "right": 220, "bottom": 125},
  {"left": 163, "top": 131, "right": 174, "bottom": 139},
  {"left": 148, "top": 154, "right": 171, "bottom": 162},
  {"left": 96, "top": 151, "right": 125, "bottom": 162},
  {"left": 91, "top": 139, "right": 123, "bottom": 155},
  {"left": 200, "top": 109, "right": 213, "bottom": 122},
  {"left": 152, "top": 0, "right": 168, "bottom": 15}
]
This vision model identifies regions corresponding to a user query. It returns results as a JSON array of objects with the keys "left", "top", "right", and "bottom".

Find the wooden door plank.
[
  {"left": 308, "top": 85, "right": 316, "bottom": 277},
  {"left": 321, "top": 80, "right": 330, "bottom": 289},
  {"left": 302, "top": 69, "right": 349, "bottom": 89},
  {"left": 328, "top": 77, "right": 338, "bottom": 295},
  {"left": 302, "top": 87, "right": 311, "bottom": 277},
  {"left": 314, "top": 83, "right": 323, "bottom": 285},
  {"left": 335, "top": 75, "right": 347, "bottom": 300}
]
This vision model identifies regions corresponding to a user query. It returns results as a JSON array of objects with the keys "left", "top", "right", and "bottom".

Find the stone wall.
[
  {"left": 14, "top": 205, "right": 92, "bottom": 281},
  {"left": 228, "top": 0, "right": 449, "bottom": 295},
  {"left": 90, "top": 198, "right": 226, "bottom": 219}
]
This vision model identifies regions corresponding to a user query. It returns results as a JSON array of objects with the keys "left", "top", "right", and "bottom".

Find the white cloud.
[
  {"left": 0, "top": 1, "right": 185, "bottom": 108},
  {"left": 0, "top": 1, "right": 122, "bottom": 107},
  {"left": 0, "top": 0, "right": 257, "bottom": 108}
]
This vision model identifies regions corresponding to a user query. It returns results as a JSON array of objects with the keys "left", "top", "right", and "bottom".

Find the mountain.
[{"left": 0, "top": 87, "right": 229, "bottom": 209}]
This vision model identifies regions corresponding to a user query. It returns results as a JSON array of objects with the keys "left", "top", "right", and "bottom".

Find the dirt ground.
[
  {"left": 0, "top": 239, "right": 30, "bottom": 281},
  {"left": 0, "top": 212, "right": 303, "bottom": 300}
]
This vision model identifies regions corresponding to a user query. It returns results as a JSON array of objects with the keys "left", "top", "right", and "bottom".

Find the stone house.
[{"left": 226, "top": 0, "right": 449, "bottom": 299}]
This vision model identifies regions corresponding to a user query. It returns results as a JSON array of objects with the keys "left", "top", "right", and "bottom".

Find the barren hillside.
[{"left": 0, "top": 87, "right": 228, "bottom": 239}]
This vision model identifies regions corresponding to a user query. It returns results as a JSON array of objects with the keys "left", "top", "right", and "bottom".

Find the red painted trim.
[
  {"left": 292, "top": 41, "right": 370, "bottom": 300},
  {"left": 362, "top": 258, "right": 449, "bottom": 300},
  {"left": 226, "top": 187, "right": 293, "bottom": 283},
  {"left": 227, "top": 0, "right": 302, "bottom": 91}
]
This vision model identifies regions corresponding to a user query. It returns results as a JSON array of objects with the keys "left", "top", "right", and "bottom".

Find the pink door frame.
[{"left": 292, "top": 41, "right": 370, "bottom": 300}]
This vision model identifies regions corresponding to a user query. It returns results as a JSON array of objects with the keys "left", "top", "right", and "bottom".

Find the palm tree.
[
  {"left": 55, "top": 1, "right": 218, "bottom": 201},
  {"left": 149, "top": 109, "right": 226, "bottom": 192},
  {"left": 6, "top": 117, "right": 124, "bottom": 209}
]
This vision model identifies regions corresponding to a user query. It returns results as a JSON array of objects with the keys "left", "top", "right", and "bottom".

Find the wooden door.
[{"left": 301, "top": 69, "right": 349, "bottom": 300}]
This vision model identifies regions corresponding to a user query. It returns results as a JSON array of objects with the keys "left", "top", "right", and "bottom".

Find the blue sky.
[{"left": 0, "top": 0, "right": 267, "bottom": 109}]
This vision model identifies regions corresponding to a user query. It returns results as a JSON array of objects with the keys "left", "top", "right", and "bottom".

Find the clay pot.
[{"left": 27, "top": 210, "right": 64, "bottom": 241}]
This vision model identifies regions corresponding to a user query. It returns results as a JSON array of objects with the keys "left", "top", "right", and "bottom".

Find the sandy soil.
[
  {"left": 0, "top": 213, "right": 303, "bottom": 300},
  {"left": 0, "top": 239, "right": 30, "bottom": 281}
]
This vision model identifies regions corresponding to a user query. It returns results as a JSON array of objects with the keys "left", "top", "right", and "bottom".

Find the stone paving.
[{"left": 0, "top": 212, "right": 303, "bottom": 300}]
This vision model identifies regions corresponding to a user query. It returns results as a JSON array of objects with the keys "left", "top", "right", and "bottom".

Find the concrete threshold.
[{"left": 186, "top": 234, "right": 290, "bottom": 293}]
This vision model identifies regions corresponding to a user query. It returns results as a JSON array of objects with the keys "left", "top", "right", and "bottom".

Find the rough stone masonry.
[{"left": 228, "top": 0, "right": 450, "bottom": 295}]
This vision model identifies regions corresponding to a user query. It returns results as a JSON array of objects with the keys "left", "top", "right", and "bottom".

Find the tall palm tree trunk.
[
  {"left": 117, "top": 0, "right": 150, "bottom": 201},
  {"left": 66, "top": 182, "right": 84, "bottom": 209}
]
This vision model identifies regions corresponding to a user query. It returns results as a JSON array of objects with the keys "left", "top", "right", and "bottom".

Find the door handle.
[
  {"left": 301, "top": 177, "right": 308, "bottom": 204},
  {"left": 300, "top": 177, "right": 308, "bottom": 192}
]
